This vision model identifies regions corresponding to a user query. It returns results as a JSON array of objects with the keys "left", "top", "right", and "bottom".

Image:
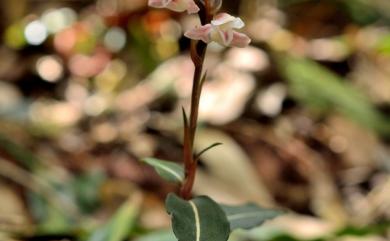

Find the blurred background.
[{"left": 1, "top": 0, "right": 390, "bottom": 240}]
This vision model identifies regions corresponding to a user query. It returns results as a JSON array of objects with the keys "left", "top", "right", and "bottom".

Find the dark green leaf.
[
  {"left": 221, "top": 203, "right": 282, "bottom": 231},
  {"left": 166, "top": 193, "right": 230, "bottom": 241},
  {"left": 142, "top": 158, "right": 184, "bottom": 183}
]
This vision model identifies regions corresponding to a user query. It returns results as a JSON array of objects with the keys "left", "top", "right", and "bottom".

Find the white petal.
[
  {"left": 148, "top": 0, "right": 171, "bottom": 8},
  {"left": 187, "top": 0, "right": 200, "bottom": 14},
  {"left": 231, "top": 17, "right": 245, "bottom": 29},
  {"left": 230, "top": 31, "right": 251, "bottom": 47},
  {"left": 211, "top": 13, "right": 236, "bottom": 26},
  {"left": 167, "top": 0, "right": 190, "bottom": 12},
  {"left": 184, "top": 24, "right": 213, "bottom": 43}
]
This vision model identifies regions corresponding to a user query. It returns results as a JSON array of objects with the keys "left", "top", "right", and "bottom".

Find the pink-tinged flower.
[
  {"left": 185, "top": 13, "right": 251, "bottom": 47},
  {"left": 148, "top": 0, "right": 200, "bottom": 14}
]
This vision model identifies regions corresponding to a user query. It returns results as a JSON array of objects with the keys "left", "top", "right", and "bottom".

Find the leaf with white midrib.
[
  {"left": 221, "top": 203, "right": 283, "bottom": 231},
  {"left": 166, "top": 193, "right": 230, "bottom": 241},
  {"left": 142, "top": 158, "right": 184, "bottom": 183}
]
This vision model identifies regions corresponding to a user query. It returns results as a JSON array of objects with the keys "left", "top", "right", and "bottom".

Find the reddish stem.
[{"left": 179, "top": 0, "right": 213, "bottom": 200}]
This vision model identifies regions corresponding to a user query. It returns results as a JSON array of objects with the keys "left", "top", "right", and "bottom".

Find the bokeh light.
[
  {"left": 24, "top": 20, "right": 48, "bottom": 45},
  {"left": 41, "top": 8, "right": 77, "bottom": 34},
  {"left": 103, "top": 27, "right": 127, "bottom": 53},
  {"left": 4, "top": 22, "right": 26, "bottom": 49},
  {"left": 36, "top": 55, "right": 64, "bottom": 82}
]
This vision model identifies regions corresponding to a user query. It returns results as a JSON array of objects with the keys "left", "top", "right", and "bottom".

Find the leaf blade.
[
  {"left": 166, "top": 193, "right": 230, "bottom": 241},
  {"left": 134, "top": 230, "right": 177, "bottom": 241},
  {"left": 195, "top": 142, "right": 222, "bottom": 161},
  {"left": 142, "top": 158, "right": 184, "bottom": 183},
  {"left": 220, "top": 203, "right": 283, "bottom": 231}
]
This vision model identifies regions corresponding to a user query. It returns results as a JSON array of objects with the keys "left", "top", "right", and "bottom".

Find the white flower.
[{"left": 185, "top": 13, "right": 251, "bottom": 47}]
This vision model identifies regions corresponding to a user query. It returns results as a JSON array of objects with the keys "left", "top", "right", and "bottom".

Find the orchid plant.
[{"left": 143, "top": 1, "right": 282, "bottom": 241}]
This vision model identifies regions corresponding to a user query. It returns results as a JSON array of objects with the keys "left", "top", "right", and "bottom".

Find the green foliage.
[
  {"left": 339, "top": 0, "right": 380, "bottom": 25},
  {"left": 376, "top": 34, "right": 390, "bottom": 54},
  {"left": 142, "top": 158, "right": 184, "bottom": 183},
  {"left": 71, "top": 171, "right": 105, "bottom": 213},
  {"left": 221, "top": 203, "right": 283, "bottom": 231},
  {"left": 165, "top": 193, "right": 230, "bottom": 241},
  {"left": 134, "top": 230, "right": 176, "bottom": 241},
  {"left": 128, "top": 23, "right": 160, "bottom": 73},
  {"left": 27, "top": 192, "right": 72, "bottom": 234},
  {"left": 279, "top": 0, "right": 383, "bottom": 25},
  {"left": 0, "top": 133, "right": 40, "bottom": 170},
  {"left": 143, "top": 161, "right": 284, "bottom": 241},
  {"left": 164, "top": 193, "right": 282, "bottom": 241},
  {"left": 87, "top": 195, "right": 141, "bottom": 241},
  {"left": 279, "top": 56, "right": 390, "bottom": 135}
]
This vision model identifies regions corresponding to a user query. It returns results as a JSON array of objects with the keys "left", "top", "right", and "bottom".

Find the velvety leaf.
[
  {"left": 221, "top": 203, "right": 283, "bottom": 231},
  {"left": 142, "top": 158, "right": 184, "bottom": 183},
  {"left": 166, "top": 193, "right": 230, "bottom": 241}
]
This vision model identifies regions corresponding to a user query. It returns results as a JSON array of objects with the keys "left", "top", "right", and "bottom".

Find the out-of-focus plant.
[{"left": 142, "top": 1, "right": 282, "bottom": 241}]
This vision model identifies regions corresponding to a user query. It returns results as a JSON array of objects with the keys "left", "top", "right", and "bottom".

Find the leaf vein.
[
  {"left": 189, "top": 201, "right": 200, "bottom": 241},
  {"left": 150, "top": 161, "right": 182, "bottom": 182}
]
